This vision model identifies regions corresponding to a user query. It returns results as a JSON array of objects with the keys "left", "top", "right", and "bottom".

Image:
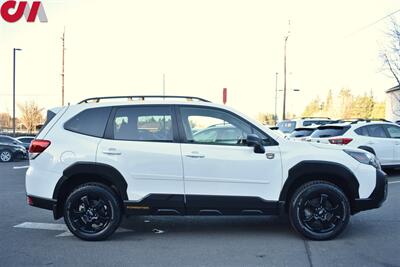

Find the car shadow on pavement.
[{"left": 111, "top": 215, "right": 295, "bottom": 241}]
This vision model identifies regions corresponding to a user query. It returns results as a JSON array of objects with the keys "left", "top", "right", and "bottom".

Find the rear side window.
[
  {"left": 366, "top": 125, "right": 387, "bottom": 138},
  {"left": 64, "top": 107, "right": 111, "bottom": 137},
  {"left": 290, "top": 129, "right": 314, "bottom": 138},
  {"left": 310, "top": 126, "right": 350, "bottom": 138},
  {"left": 113, "top": 106, "right": 173, "bottom": 142}
]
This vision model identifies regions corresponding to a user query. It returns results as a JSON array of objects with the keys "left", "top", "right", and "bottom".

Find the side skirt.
[{"left": 124, "top": 194, "right": 283, "bottom": 216}]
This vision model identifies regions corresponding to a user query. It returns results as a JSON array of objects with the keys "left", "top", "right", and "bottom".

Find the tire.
[
  {"left": 64, "top": 183, "right": 122, "bottom": 241},
  {"left": 0, "top": 150, "right": 13, "bottom": 162},
  {"left": 289, "top": 180, "right": 350, "bottom": 240}
]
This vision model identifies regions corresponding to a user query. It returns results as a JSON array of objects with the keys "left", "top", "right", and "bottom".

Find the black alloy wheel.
[
  {"left": 64, "top": 183, "right": 122, "bottom": 241},
  {"left": 289, "top": 180, "right": 350, "bottom": 240}
]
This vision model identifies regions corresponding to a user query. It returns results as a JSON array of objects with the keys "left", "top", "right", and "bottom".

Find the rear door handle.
[{"left": 102, "top": 148, "right": 121, "bottom": 155}]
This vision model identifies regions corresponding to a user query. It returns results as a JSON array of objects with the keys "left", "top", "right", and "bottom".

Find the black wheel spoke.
[
  {"left": 81, "top": 195, "right": 90, "bottom": 209},
  {"left": 320, "top": 194, "right": 328, "bottom": 207}
]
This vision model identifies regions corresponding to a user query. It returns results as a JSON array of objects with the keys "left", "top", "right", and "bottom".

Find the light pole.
[
  {"left": 282, "top": 36, "right": 288, "bottom": 120},
  {"left": 13, "top": 48, "right": 22, "bottom": 137},
  {"left": 274, "top": 72, "right": 278, "bottom": 123}
]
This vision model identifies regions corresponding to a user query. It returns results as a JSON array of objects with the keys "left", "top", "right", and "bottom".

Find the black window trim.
[
  {"left": 104, "top": 104, "right": 180, "bottom": 143},
  {"left": 175, "top": 105, "right": 279, "bottom": 146},
  {"left": 64, "top": 107, "right": 113, "bottom": 138}
]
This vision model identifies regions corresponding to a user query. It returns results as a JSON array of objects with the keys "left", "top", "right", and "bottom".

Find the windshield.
[{"left": 277, "top": 121, "right": 296, "bottom": 133}]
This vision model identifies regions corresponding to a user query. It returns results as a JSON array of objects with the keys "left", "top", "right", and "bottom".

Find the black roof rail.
[{"left": 78, "top": 95, "right": 211, "bottom": 104}]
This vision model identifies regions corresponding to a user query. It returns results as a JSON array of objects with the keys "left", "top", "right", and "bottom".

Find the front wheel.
[
  {"left": 64, "top": 183, "right": 122, "bottom": 241},
  {"left": 0, "top": 150, "right": 13, "bottom": 162},
  {"left": 289, "top": 180, "right": 350, "bottom": 240}
]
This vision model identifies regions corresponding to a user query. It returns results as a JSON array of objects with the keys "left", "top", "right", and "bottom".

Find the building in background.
[{"left": 386, "top": 85, "right": 400, "bottom": 122}]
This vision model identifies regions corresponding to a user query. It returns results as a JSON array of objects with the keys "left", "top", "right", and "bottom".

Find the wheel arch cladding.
[
  {"left": 279, "top": 161, "right": 360, "bottom": 212},
  {"left": 52, "top": 162, "right": 128, "bottom": 219}
]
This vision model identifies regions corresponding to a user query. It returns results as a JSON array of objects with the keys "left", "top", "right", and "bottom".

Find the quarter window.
[
  {"left": 64, "top": 107, "right": 111, "bottom": 137},
  {"left": 113, "top": 106, "right": 173, "bottom": 142}
]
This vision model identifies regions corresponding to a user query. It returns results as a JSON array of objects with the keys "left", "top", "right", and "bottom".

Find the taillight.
[
  {"left": 328, "top": 138, "right": 353, "bottom": 145},
  {"left": 29, "top": 139, "right": 51, "bottom": 159}
]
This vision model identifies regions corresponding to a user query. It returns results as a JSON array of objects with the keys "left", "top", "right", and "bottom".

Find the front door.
[{"left": 177, "top": 106, "right": 282, "bottom": 215}]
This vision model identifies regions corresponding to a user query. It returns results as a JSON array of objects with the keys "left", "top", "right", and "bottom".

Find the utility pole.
[
  {"left": 61, "top": 28, "right": 65, "bottom": 106},
  {"left": 13, "top": 48, "right": 22, "bottom": 137},
  {"left": 274, "top": 72, "right": 278, "bottom": 123},
  {"left": 163, "top": 74, "right": 165, "bottom": 97},
  {"left": 282, "top": 21, "right": 291, "bottom": 120}
]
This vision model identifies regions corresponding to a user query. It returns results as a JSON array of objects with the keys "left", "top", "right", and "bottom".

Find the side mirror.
[{"left": 246, "top": 134, "right": 265, "bottom": 154}]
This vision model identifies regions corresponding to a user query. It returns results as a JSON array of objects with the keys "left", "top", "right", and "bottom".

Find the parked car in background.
[
  {"left": 276, "top": 117, "right": 338, "bottom": 134},
  {"left": 307, "top": 120, "right": 400, "bottom": 169},
  {"left": 0, "top": 142, "right": 27, "bottom": 162},
  {"left": 192, "top": 124, "right": 245, "bottom": 144},
  {"left": 16, "top": 136, "right": 35, "bottom": 150},
  {"left": 289, "top": 125, "right": 318, "bottom": 140}
]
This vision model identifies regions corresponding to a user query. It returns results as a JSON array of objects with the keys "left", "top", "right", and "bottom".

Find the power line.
[{"left": 346, "top": 8, "right": 400, "bottom": 37}]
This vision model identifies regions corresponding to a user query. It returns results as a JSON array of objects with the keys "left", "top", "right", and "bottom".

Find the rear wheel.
[
  {"left": 289, "top": 180, "right": 350, "bottom": 240},
  {"left": 0, "top": 150, "right": 13, "bottom": 162},
  {"left": 64, "top": 183, "right": 122, "bottom": 241}
]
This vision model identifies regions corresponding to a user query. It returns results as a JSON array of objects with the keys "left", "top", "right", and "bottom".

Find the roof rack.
[
  {"left": 301, "top": 117, "right": 331, "bottom": 120},
  {"left": 337, "top": 118, "right": 392, "bottom": 124},
  {"left": 78, "top": 95, "right": 211, "bottom": 104}
]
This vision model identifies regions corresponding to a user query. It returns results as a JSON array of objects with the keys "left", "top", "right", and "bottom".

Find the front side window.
[
  {"left": 354, "top": 126, "right": 369, "bottom": 136},
  {"left": 113, "top": 106, "right": 173, "bottom": 142},
  {"left": 180, "top": 107, "right": 272, "bottom": 146},
  {"left": 64, "top": 107, "right": 111, "bottom": 137},
  {"left": 385, "top": 125, "right": 400, "bottom": 138}
]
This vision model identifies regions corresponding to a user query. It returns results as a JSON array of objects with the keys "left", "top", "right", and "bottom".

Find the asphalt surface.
[{"left": 1, "top": 161, "right": 399, "bottom": 267}]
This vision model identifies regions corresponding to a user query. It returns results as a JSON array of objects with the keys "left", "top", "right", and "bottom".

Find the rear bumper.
[
  {"left": 353, "top": 169, "right": 388, "bottom": 213},
  {"left": 27, "top": 195, "right": 57, "bottom": 213}
]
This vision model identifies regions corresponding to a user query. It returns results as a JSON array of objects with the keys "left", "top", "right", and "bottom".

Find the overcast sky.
[{"left": 0, "top": 0, "right": 399, "bottom": 118}]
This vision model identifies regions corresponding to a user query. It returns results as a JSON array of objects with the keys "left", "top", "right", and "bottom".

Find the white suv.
[
  {"left": 26, "top": 96, "right": 387, "bottom": 241},
  {"left": 308, "top": 120, "right": 400, "bottom": 168}
]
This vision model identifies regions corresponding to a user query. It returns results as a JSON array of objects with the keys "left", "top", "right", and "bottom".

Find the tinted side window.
[
  {"left": 180, "top": 107, "right": 273, "bottom": 146},
  {"left": 385, "top": 125, "right": 400, "bottom": 138},
  {"left": 64, "top": 107, "right": 111, "bottom": 137},
  {"left": 354, "top": 126, "right": 369, "bottom": 136},
  {"left": 113, "top": 106, "right": 173, "bottom": 142},
  {"left": 366, "top": 125, "right": 388, "bottom": 138}
]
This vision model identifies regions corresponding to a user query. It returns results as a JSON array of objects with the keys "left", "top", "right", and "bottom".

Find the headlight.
[{"left": 344, "top": 149, "right": 381, "bottom": 169}]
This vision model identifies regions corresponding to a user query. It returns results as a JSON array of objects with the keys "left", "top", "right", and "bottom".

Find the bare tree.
[
  {"left": 18, "top": 101, "right": 44, "bottom": 134},
  {"left": 381, "top": 19, "right": 400, "bottom": 86}
]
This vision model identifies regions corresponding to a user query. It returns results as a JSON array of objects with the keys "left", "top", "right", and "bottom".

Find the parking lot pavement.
[{"left": 1, "top": 161, "right": 400, "bottom": 267}]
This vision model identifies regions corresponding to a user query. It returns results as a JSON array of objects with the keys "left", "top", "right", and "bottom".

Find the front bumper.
[{"left": 353, "top": 169, "right": 388, "bottom": 213}]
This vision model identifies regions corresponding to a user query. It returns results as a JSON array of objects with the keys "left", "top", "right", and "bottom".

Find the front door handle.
[
  {"left": 102, "top": 148, "right": 121, "bottom": 155},
  {"left": 185, "top": 154, "right": 205, "bottom": 159}
]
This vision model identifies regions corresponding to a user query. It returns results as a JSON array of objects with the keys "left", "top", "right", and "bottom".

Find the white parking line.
[
  {"left": 14, "top": 222, "right": 134, "bottom": 238},
  {"left": 13, "top": 166, "right": 29, "bottom": 170},
  {"left": 389, "top": 181, "right": 400, "bottom": 184},
  {"left": 14, "top": 222, "right": 68, "bottom": 231}
]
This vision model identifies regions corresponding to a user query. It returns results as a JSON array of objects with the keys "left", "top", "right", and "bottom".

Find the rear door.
[
  {"left": 96, "top": 105, "right": 185, "bottom": 213},
  {"left": 383, "top": 124, "right": 400, "bottom": 165},
  {"left": 358, "top": 124, "right": 395, "bottom": 165}
]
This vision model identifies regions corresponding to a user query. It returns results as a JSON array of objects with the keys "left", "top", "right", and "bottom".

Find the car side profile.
[
  {"left": 307, "top": 120, "right": 400, "bottom": 169},
  {"left": 26, "top": 96, "right": 387, "bottom": 241}
]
